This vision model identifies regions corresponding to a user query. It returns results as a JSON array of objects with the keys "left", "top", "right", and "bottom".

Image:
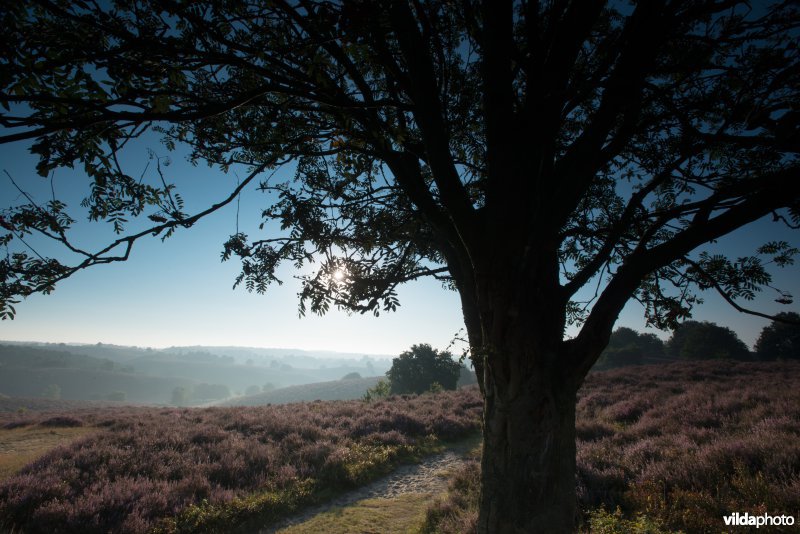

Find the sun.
[{"left": 332, "top": 269, "right": 346, "bottom": 282}]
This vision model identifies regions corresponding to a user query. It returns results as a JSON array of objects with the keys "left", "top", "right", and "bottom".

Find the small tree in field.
[
  {"left": 2, "top": 2, "right": 799, "bottom": 530},
  {"left": 755, "top": 312, "right": 800, "bottom": 361},
  {"left": 386, "top": 344, "right": 461, "bottom": 394}
]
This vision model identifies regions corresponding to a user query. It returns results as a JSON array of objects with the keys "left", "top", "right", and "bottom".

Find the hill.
[
  {"left": 0, "top": 342, "right": 392, "bottom": 405},
  {"left": 217, "top": 376, "right": 382, "bottom": 406}
]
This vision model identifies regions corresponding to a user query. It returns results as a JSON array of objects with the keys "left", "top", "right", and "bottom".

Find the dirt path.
[{"left": 261, "top": 436, "right": 479, "bottom": 534}]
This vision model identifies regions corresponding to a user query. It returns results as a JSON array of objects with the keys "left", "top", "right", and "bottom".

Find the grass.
[
  {"left": 0, "top": 426, "right": 96, "bottom": 481},
  {"left": 276, "top": 493, "right": 433, "bottom": 534}
]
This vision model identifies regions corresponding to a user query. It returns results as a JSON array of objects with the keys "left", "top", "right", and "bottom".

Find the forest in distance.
[{"left": 1, "top": 310, "right": 797, "bottom": 406}]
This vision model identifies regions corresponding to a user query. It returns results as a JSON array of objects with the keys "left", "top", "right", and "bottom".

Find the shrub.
[{"left": 386, "top": 344, "right": 461, "bottom": 394}]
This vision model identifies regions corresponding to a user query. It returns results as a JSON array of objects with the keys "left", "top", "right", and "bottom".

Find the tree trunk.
[{"left": 477, "top": 364, "right": 578, "bottom": 533}]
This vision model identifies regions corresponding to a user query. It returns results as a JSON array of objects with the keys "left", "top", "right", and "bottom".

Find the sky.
[{"left": 1, "top": 132, "right": 798, "bottom": 356}]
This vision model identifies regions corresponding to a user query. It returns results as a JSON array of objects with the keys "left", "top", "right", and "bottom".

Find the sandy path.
[{"left": 260, "top": 444, "right": 476, "bottom": 533}]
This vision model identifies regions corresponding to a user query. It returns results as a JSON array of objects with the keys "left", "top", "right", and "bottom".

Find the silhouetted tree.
[
  {"left": 596, "top": 327, "right": 665, "bottom": 368},
  {"left": 667, "top": 320, "right": 751, "bottom": 360},
  {"left": 457, "top": 364, "right": 478, "bottom": 387},
  {"left": 2, "top": 2, "right": 799, "bottom": 530},
  {"left": 386, "top": 344, "right": 461, "bottom": 394},
  {"left": 755, "top": 312, "right": 800, "bottom": 360}
]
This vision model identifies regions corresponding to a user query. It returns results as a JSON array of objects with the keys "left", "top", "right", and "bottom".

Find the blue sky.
[{"left": 1, "top": 133, "right": 798, "bottom": 355}]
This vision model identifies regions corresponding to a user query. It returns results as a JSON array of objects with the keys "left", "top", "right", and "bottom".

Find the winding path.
[{"left": 259, "top": 447, "right": 474, "bottom": 533}]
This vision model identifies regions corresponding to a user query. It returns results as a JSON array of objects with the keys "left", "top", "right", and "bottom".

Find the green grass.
[
  {"left": 276, "top": 494, "right": 434, "bottom": 534},
  {"left": 0, "top": 426, "right": 96, "bottom": 481}
]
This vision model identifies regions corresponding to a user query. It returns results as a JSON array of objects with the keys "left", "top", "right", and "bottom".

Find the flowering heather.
[
  {"left": 0, "top": 388, "right": 482, "bottom": 533},
  {"left": 423, "top": 361, "right": 800, "bottom": 533},
  {"left": 576, "top": 360, "right": 800, "bottom": 532}
]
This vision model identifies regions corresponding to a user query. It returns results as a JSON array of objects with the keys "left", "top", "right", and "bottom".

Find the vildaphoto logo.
[{"left": 723, "top": 512, "right": 795, "bottom": 528}]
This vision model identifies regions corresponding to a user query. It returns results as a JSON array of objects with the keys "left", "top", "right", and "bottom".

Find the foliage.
[
  {"left": 362, "top": 379, "right": 391, "bottom": 403},
  {"left": 666, "top": 321, "right": 751, "bottom": 360},
  {"left": 341, "top": 372, "right": 362, "bottom": 380},
  {"left": 0, "top": 0, "right": 796, "bottom": 339},
  {"left": 2, "top": 1, "right": 800, "bottom": 529},
  {"left": 386, "top": 344, "right": 461, "bottom": 395},
  {"left": 754, "top": 312, "right": 800, "bottom": 361},
  {"left": 40, "top": 384, "right": 60, "bottom": 400},
  {"left": 0, "top": 345, "right": 124, "bottom": 372},
  {"left": 586, "top": 507, "right": 679, "bottom": 534},
  {"left": 0, "top": 388, "right": 482, "bottom": 533},
  {"left": 418, "top": 454, "right": 481, "bottom": 534},
  {"left": 171, "top": 386, "right": 190, "bottom": 406},
  {"left": 456, "top": 365, "right": 478, "bottom": 387},
  {"left": 595, "top": 328, "right": 664, "bottom": 369}
]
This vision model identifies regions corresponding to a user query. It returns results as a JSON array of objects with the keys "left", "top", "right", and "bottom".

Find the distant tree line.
[{"left": 596, "top": 312, "right": 800, "bottom": 369}]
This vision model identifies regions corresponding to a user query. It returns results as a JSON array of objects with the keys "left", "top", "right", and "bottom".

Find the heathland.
[{"left": 0, "top": 360, "right": 798, "bottom": 533}]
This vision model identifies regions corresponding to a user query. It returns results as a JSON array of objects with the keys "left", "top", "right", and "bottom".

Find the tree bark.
[{"left": 477, "top": 354, "right": 579, "bottom": 533}]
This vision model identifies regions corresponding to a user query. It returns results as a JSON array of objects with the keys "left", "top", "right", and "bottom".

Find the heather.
[
  {"left": 0, "top": 388, "right": 482, "bottom": 533},
  {"left": 423, "top": 360, "right": 800, "bottom": 533}
]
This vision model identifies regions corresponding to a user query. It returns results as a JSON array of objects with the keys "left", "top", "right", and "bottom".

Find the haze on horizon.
[{"left": 1, "top": 117, "right": 798, "bottom": 357}]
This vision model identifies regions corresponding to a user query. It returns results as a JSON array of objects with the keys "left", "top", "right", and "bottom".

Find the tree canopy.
[
  {"left": 595, "top": 326, "right": 664, "bottom": 369},
  {"left": 755, "top": 311, "right": 800, "bottom": 360},
  {"left": 1, "top": 1, "right": 798, "bottom": 331},
  {"left": 666, "top": 320, "right": 751, "bottom": 360},
  {"left": 386, "top": 343, "right": 461, "bottom": 394},
  {"left": 2, "top": 1, "right": 799, "bottom": 531}
]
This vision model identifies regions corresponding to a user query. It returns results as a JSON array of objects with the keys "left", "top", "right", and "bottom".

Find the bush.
[
  {"left": 754, "top": 312, "right": 800, "bottom": 361},
  {"left": 595, "top": 327, "right": 664, "bottom": 369},
  {"left": 666, "top": 321, "right": 751, "bottom": 360},
  {"left": 386, "top": 344, "right": 461, "bottom": 394},
  {"left": 587, "top": 507, "right": 679, "bottom": 534}
]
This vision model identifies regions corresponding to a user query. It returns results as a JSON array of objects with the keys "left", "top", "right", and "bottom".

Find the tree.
[
  {"left": 170, "top": 386, "right": 189, "bottom": 407},
  {"left": 362, "top": 378, "right": 390, "bottom": 402},
  {"left": 1, "top": 2, "right": 799, "bottom": 530},
  {"left": 341, "top": 371, "right": 362, "bottom": 380},
  {"left": 595, "top": 326, "right": 665, "bottom": 369},
  {"left": 41, "top": 383, "right": 60, "bottom": 400},
  {"left": 755, "top": 312, "right": 800, "bottom": 360},
  {"left": 666, "top": 320, "right": 751, "bottom": 360},
  {"left": 386, "top": 343, "right": 461, "bottom": 394}
]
